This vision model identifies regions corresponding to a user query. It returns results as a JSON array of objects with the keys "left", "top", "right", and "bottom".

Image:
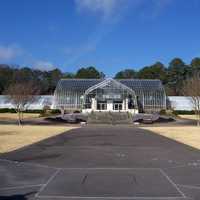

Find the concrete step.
[{"left": 88, "top": 112, "right": 132, "bottom": 125}]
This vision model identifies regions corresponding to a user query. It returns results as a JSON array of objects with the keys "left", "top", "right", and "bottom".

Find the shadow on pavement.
[{"left": 0, "top": 192, "right": 35, "bottom": 200}]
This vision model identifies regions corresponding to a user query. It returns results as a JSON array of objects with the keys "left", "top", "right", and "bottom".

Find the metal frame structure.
[
  {"left": 83, "top": 78, "right": 137, "bottom": 112},
  {"left": 53, "top": 78, "right": 166, "bottom": 113}
]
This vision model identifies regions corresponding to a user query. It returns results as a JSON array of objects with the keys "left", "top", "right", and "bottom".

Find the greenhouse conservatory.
[{"left": 54, "top": 78, "right": 166, "bottom": 113}]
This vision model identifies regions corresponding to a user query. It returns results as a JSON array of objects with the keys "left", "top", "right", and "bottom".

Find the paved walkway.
[{"left": 1, "top": 126, "right": 200, "bottom": 199}]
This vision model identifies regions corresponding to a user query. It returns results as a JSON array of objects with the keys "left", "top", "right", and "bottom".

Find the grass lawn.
[
  {"left": 179, "top": 114, "right": 198, "bottom": 120},
  {"left": 0, "top": 125, "right": 77, "bottom": 153},
  {"left": 142, "top": 126, "right": 200, "bottom": 150},
  {"left": 0, "top": 113, "right": 40, "bottom": 120}
]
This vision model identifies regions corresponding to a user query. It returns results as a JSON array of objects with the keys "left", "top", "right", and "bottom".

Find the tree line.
[
  {"left": 0, "top": 65, "right": 104, "bottom": 95},
  {"left": 0, "top": 57, "right": 200, "bottom": 96}
]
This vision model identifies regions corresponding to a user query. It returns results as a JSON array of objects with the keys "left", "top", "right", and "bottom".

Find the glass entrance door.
[
  {"left": 97, "top": 101, "right": 107, "bottom": 110},
  {"left": 113, "top": 101, "right": 123, "bottom": 111}
]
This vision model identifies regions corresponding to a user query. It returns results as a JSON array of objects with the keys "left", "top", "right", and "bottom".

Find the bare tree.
[
  {"left": 182, "top": 74, "right": 200, "bottom": 126},
  {"left": 5, "top": 82, "right": 39, "bottom": 125}
]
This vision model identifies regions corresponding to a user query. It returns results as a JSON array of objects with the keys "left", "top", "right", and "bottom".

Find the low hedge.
[
  {"left": 24, "top": 109, "right": 43, "bottom": 113},
  {"left": 0, "top": 108, "right": 16, "bottom": 113},
  {"left": 50, "top": 109, "right": 61, "bottom": 114},
  {"left": 0, "top": 108, "right": 60, "bottom": 114},
  {"left": 172, "top": 110, "right": 195, "bottom": 115}
]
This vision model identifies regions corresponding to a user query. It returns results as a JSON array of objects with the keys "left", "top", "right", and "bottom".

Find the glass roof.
[
  {"left": 56, "top": 78, "right": 165, "bottom": 92},
  {"left": 85, "top": 78, "right": 136, "bottom": 95}
]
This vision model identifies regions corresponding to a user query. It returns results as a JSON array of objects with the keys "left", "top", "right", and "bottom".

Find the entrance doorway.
[
  {"left": 113, "top": 101, "right": 123, "bottom": 111},
  {"left": 97, "top": 101, "right": 107, "bottom": 110}
]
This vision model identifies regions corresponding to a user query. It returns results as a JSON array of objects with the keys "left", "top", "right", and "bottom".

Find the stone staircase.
[{"left": 87, "top": 112, "right": 133, "bottom": 125}]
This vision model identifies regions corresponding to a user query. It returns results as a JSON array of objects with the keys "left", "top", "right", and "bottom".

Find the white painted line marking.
[
  {"left": 35, "top": 169, "right": 61, "bottom": 198},
  {"left": 163, "top": 165, "right": 189, "bottom": 169},
  {"left": 36, "top": 168, "right": 185, "bottom": 199},
  {"left": 0, "top": 184, "right": 44, "bottom": 191},
  {"left": 177, "top": 184, "right": 200, "bottom": 190},
  {"left": 0, "top": 159, "right": 189, "bottom": 199},
  {"left": 59, "top": 167, "right": 160, "bottom": 170},
  {"left": 164, "top": 163, "right": 200, "bottom": 169},
  {"left": 159, "top": 169, "right": 187, "bottom": 199},
  {"left": 37, "top": 195, "right": 186, "bottom": 199},
  {"left": 0, "top": 158, "right": 162, "bottom": 170}
]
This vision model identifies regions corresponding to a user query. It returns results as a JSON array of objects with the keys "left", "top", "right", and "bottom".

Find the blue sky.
[{"left": 0, "top": 0, "right": 200, "bottom": 76}]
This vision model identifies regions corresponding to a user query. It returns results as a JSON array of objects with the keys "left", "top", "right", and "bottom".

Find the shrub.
[
  {"left": 0, "top": 108, "right": 16, "bottom": 113},
  {"left": 51, "top": 109, "right": 61, "bottom": 114},
  {"left": 0, "top": 108, "right": 60, "bottom": 115},
  {"left": 172, "top": 110, "right": 195, "bottom": 115},
  {"left": 23, "top": 109, "right": 42, "bottom": 113},
  {"left": 73, "top": 110, "right": 81, "bottom": 113},
  {"left": 159, "top": 109, "right": 166, "bottom": 115}
]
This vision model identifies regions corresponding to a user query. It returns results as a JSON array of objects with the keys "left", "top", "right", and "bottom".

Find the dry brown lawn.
[
  {"left": 0, "top": 113, "right": 40, "bottom": 120},
  {"left": 142, "top": 126, "right": 200, "bottom": 150},
  {"left": 0, "top": 125, "right": 77, "bottom": 153},
  {"left": 179, "top": 114, "right": 198, "bottom": 120}
]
